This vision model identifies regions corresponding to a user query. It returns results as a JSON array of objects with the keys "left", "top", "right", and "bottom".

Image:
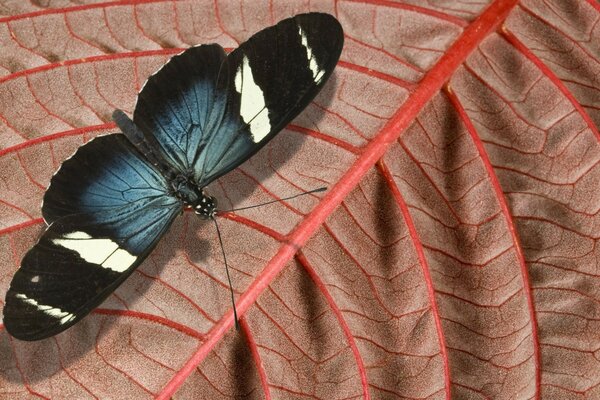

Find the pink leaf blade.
[
  {"left": 160, "top": 1, "right": 521, "bottom": 397},
  {"left": 1, "top": 0, "right": 599, "bottom": 398}
]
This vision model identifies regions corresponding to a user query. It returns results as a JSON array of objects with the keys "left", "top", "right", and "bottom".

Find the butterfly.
[{"left": 3, "top": 13, "right": 344, "bottom": 341}]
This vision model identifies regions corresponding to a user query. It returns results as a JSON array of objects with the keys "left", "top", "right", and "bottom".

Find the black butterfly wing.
[
  {"left": 4, "top": 135, "right": 181, "bottom": 341},
  {"left": 195, "top": 13, "right": 344, "bottom": 185},
  {"left": 132, "top": 13, "right": 343, "bottom": 187}
]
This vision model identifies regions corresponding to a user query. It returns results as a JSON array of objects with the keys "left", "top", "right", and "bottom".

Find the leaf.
[{"left": 0, "top": 0, "right": 599, "bottom": 398}]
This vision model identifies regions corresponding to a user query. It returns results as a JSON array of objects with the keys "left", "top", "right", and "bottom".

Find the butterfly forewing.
[
  {"left": 4, "top": 135, "right": 181, "bottom": 340},
  {"left": 196, "top": 13, "right": 343, "bottom": 185}
]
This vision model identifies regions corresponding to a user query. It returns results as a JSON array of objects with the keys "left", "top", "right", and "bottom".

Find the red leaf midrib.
[{"left": 158, "top": 1, "right": 522, "bottom": 398}]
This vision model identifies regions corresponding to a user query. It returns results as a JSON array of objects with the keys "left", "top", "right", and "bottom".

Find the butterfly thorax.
[{"left": 171, "top": 174, "right": 217, "bottom": 219}]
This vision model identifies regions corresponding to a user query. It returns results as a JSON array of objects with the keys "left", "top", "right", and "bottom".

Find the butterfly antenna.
[
  {"left": 223, "top": 187, "right": 326, "bottom": 213},
  {"left": 211, "top": 216, "right": 240, "bottom": 331}
]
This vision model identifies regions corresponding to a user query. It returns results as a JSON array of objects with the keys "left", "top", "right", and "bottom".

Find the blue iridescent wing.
[
  {"left": 133, "top": 13, "right": 344, "bottom": 187},
  {"left": 133, "top": 44, "right": 227, "bottom": 176},
  {"left": 4, "top": 135, "right": 181, "bottom": 340}
]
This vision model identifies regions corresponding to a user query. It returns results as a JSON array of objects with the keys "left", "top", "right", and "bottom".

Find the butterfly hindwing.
[
  {"left": 42, "top": 134, "right": 176, "bottom": 224},
  {"left": 4, "top": 135, "right": 181, "bottom": 340}
]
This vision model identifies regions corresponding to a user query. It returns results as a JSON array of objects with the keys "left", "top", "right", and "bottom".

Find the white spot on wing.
[
  {"left": 103, "top": 248, "right": 138, "bottom": 272},
  {"left": 234, "top": 55, "right": 271, "bottom": 143},
  {"left": 15, "top": 293, "right": 74, "bottom": 325},
  {"left": 63, "top": 231, "right": 92, "bottom": 239},
  {"left": 52, "top": 231, "right": 137, "bottom": 273},
  {"left": 298, "top": 25, "right": 325, "bottom": 83}
]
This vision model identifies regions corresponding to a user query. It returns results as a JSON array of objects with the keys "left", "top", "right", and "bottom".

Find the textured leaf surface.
[{"left": 1, "top": 0, "right": 599, "bottom": 398}]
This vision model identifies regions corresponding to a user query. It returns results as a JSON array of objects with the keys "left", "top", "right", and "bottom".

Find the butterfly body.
[
  {"left": 4, "top": 13, "right": 343, "bottom": 341},
  {"left": 165, "top": 171, "right": 217, "bottom": 218}
]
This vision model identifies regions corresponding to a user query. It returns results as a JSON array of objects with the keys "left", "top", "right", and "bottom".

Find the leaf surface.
[{"left": 0, "top": 0, "right": 599, "bottom": 399}]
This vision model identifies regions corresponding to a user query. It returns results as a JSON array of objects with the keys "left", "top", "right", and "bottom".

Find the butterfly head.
[{"left": 194, "top": 193, "right": 218, "bottom": 219}]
